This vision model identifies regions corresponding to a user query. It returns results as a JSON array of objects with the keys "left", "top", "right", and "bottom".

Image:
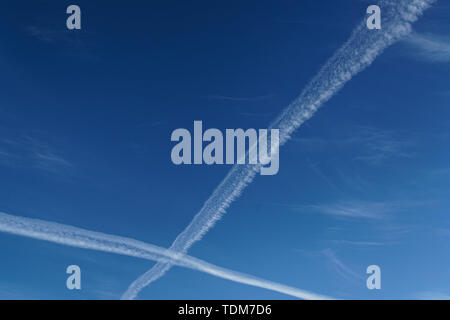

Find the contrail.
[
  {"left": 123, "top": 0, "right": 436, "bottom": 300},
  {"left": 0, "top": 212, "right": 331, "bottom": 300}
]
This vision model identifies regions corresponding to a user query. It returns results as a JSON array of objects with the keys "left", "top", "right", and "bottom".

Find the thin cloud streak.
[
  {"left": 413, "top": 291, "right": 450, "bottom": 300},
  {"left": 0, "top": 212, "right": 331, "bottom": 300},
  {"left": 305, "top": 199, "right": 433, "bottom": 220},
  {"left": 404, "top": 32, "right": 450, "bottom": 62},
  {"left": 307, "top": 201, "right": 391, "bottom": 220},
  {"left": 0, "top": 135, "right": 72, "bottom": 174},
  {"left": 123, "top": 0, "right": 437, "bottom": 300},
  {"left": 293, "top": 126, "right": 415, "bottom": 166},
  {"left": 205, "top": 94, "right": 274, "bottom": 102},
  {"left": 331, "top": 240, "right": 386, "bottom": 246},
  {"left": 322, "top": 249, "right": 362, "bottom": 282}
]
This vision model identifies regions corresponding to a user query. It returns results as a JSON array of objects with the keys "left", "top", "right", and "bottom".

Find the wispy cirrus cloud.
[
  {"left": 293, "top": 126, "right": 414, "bottom": 166},
  {"left": 25, "top": 25, "right": 95, "bottom": 61},
  {"left": 204, "top": 94, "right": 274, "bottom": 102},
  {"left": 305, "top": 199, "right": 433, "bottom": 221},
  {"left": 322, "top": 249, "right": 362, "bottom": 282},
  {"left": 271, "top": 197, "right": 435, "bottom": 229},
  {"left": 26, "top": 26, "right": 85, "bottom": 47},
  {"left": 352, "top": 128, "right": 414, "bottom": 165},
  {"left": 403, "top": 32, "right": 450, "bottom": 63},
  {"left": 26, "top": 26, "right": 56, "bottom": 43},
  {"left": 307, "top": 200, "right": 392, "bottom": 220},
  {"left": 0, "top": 134, "right": 72, "bottom": 175},
  {"left": 413, "top": 291, "right": 450, "bottom": 300},
  {"left": 330, "top": 240, "right": 386, "bottom": 246}
]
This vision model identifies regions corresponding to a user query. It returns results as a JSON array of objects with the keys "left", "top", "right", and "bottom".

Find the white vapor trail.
[
  {"left": 0, "top": 212, "right": 331, "bottom": 300},
  {"left": 123, "top": 0, "right": 436, "bottom": 300}
]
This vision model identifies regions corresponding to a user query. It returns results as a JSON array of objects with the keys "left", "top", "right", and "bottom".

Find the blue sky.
[{"left": 0, "top": 0, "right": 450, "bottom": 299}]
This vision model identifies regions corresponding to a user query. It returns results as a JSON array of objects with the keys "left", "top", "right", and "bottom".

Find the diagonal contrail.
[
  {"left": 123, "top": 0, "right": 436, "bottom": 300},
  {"left": 0, "top": 211, "right": 331, "bottom": 300}
]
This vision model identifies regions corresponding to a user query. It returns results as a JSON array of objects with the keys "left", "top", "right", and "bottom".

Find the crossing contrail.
[
  {"left": 0, "top": 211, "right": 331, "bottom": 300},
  {"left": 123, "top": 0, "right": 436, "bottom": 300}
]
